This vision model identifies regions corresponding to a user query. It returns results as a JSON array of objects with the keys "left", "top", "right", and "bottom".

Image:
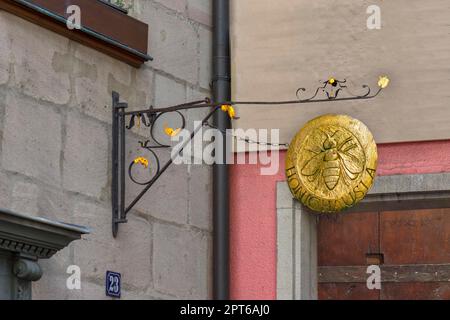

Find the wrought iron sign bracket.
[
  {"left": 111, "top": 77, "right": 389, "bottom": 236},
  {"left": 111, "top": 92, "right": 221, "bottom": 237}
]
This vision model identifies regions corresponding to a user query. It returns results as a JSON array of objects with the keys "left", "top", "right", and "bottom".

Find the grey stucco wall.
[{"left": 0, "top": 0, "right": 212, "bottom": 299}]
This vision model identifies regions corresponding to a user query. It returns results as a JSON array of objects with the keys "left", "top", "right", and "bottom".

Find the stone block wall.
[{"left": 0, "top": 0, "right": 212, "bottom": 299}]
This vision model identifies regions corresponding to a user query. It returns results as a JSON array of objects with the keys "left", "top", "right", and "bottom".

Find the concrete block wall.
[{"left": 0, "top": 0, "right": 212, "bottom": 299}]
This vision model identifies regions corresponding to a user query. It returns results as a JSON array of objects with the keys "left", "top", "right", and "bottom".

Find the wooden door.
[{"left": 317, "top": 208, "right": 450, "bottom": 300}]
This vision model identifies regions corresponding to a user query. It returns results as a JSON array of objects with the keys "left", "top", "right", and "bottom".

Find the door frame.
[{"left": 276, "top": 173, "right": 450, "bottom": 300}]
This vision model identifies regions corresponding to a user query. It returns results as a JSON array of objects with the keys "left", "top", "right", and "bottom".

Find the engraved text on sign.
[{"left": 286, "top": 114, "right": 378, "bottom": 213}]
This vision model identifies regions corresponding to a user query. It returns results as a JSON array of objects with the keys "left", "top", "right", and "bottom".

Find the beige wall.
[{"left": 231, "top": 0, "right": 450, "bottom": 148}]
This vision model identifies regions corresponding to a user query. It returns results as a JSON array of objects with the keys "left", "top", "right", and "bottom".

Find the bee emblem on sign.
[
  {"left": 301, "top": 130, "right": 365, "bottom": 191},
  {"left": 286, "top": 114, "right": 377, "bottom": 213}
]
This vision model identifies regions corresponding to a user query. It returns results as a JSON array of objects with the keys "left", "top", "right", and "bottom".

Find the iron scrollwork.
[
  {"left": 112, "top": 92, "right": 218, "bottom": 237},
  {"left": 296, "top": 78, "right": 376, "bottom": 101},
  {"left": 126, "top": 110, "right": 186, "bottom": 186},
  {"left": 111, "top": 76, "right": 389, "bottom": 236}
]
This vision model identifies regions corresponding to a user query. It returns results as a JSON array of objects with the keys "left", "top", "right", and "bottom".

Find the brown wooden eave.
[{"left": 0, "top": 0, "right": 152, "bottom": 68}]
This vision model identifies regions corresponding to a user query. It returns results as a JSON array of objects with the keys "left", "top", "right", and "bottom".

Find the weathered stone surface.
[
  {"left": 187, "top": 0, "right": 212, "bottom": 27},
  {"left": 133, "top": 67, "right": 155, "bottom": 108},
  {"left": 72, "top": 201, "right": 152, "bottom": 290},
  {"left": 33, "top": 276, "right": 69, "bottom": 300},
  {"left": 4, "top": 14, "right": 71, "bottom": 105},
  {"left": 126, "top": 153, "right": 190, "bottom": 225},
  {"left": 153, "top": 222, "right": 209, "bottom": 299},
  {"left": 152, "top": 0, "right": 187, "bottom": 14},
  {"left": 154, "top": 73, "right": 186, "bottom": 107},
  {"left": 32, "top": 249, "right": 71, "bottom": 300},
  {"left": 184, "top": 87, "right": 212, "bottom": 164},
  {"left": 0, "top": 173, "right": 69, "bottom": 221},
  {"left": 66, "top": 280, "right": 107, "bottom": 300},
  {"left": 65, "top": 280, "right": 160, "bottom": 300},
  {"left": 63, "top": 110, "right": 108, "bottom": 199},
  {"left": 0, "top": 87, "right": 4, "bottom": 146},
  {"left": 10, "top": 180, "right": 40, "bottom": 216},
  {"left": 141, "top": 3, "right": 199, "bottom": 84},
  {"left": 73, "top": 44, "right": 154, "bottom": 122},
  {"left": 68, "top": 282, "right": 168, "bottom": 300},
  {"left": 72, "top": 43, "right": 138, "bottom": 124},
  {"left": 37, "top": 185, "right": 70, "bottom": 221},
  {"left": 0, "top": 13, "right": 10, "bottom": 85},
  {"left": 187, "top": 86, "right": 210, "bottom": 103},
  {"left": 188, "top": 164, "right": 212, "bottom": 231},
  {"left": 2, "top": 93, "right": 62, "bottom": 187},
  {"left": 186, "top": 87, "right": 210, "bottom": 124},
  {"left": 198, "top": 27, "right": 212, "bottom": 89},
  {"left": 0, "top": 171, "right": 10, "bottom": 209},
  {"left": 35, "top": 256, "right": 149, "bottom": 300}
]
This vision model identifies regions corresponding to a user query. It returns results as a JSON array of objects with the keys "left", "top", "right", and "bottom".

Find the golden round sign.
[{"left": 285, "top": 114, "right": 377, "bottom": 213}]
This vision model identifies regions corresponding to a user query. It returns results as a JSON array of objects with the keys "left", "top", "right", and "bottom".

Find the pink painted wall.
[{"left": 229, "top": 140, "right": 450, "bottom": 300}]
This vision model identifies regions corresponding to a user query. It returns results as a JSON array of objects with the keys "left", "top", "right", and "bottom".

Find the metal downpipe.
[{"left": 212, "top": 0, "right": 231, "bottom": 300}]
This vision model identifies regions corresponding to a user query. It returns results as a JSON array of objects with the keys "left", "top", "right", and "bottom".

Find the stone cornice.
[{"left": 0, "top": 209, "right": 89, "bottom": 259}]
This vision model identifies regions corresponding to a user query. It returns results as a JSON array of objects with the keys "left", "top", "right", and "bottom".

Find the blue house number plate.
[{"left": 106, "top": 271, "right": 121, "bottom": 298}]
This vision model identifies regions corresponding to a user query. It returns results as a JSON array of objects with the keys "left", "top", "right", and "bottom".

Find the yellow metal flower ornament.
[
  {"left": 133, "top": 157, "right": 149, "bottom": 169},
  {"left": 136, "top": 115, "right": 141, "bottom": 128},
  {"left": 221, "top": 104, "right": 236, "bottom": 119},
  {"left": 327, "top": 77, "right": 339, "bottom": 98},
  {"left": 378, "top": 76, "right": 390, "bottom": 89},
  {"left": 164, "top": 124, "right": 182, "bottom": 137}
]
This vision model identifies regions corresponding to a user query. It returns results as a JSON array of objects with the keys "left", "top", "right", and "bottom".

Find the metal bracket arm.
[{"left": 111, "top": 77, "right": 388, "bottom": 236}]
